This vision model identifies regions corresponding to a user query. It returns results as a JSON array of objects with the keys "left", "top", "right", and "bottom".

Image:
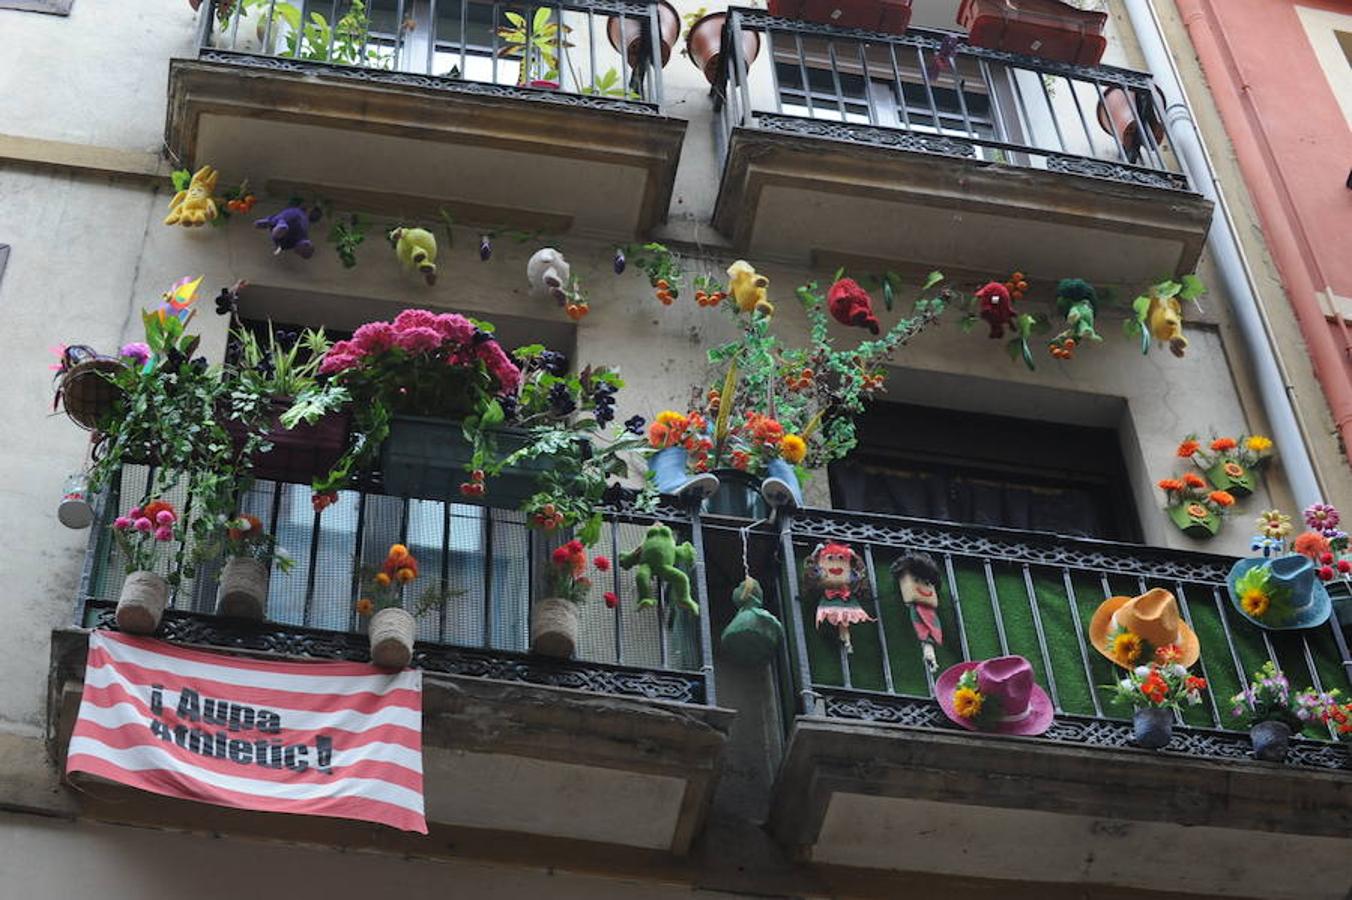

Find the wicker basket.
[{"left": 59, "top": 359, "right": 125, "bottom": 431}]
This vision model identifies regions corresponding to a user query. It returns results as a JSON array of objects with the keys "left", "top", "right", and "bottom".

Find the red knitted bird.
[
  {"left": 975, "top": 281, "right": 1016, "bottom": 339},
  {"left": 827, "top": 278, "right": 880, "bottom": 335}
]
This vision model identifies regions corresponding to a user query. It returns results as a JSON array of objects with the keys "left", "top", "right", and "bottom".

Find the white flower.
[
  {"left": 275, "top": 547, "right": 291, "bottom": 560},
  {"left": 1119, "top": 679, "right": 1134, "bottom": 691},
  {"left": 1187, "top": 692, "right": 1202, "bottom": 705},
  {"left": 1169, "top": 664, "right": 1188, "bottom": 679},
  {"left": 1134, "top": 666, "right": 1151, "bottom": 678},
  {"left": 216, "top": 513, "right": 228, "bottom": 523},
  {"left": 237, "top": 519, "right": 253, "bottom": 533}
]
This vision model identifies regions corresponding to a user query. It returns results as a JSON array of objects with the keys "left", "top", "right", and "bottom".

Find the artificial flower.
[
  {"left": 389, "top": 544, "right": 409, "bottom": 559},
  {"left": 119, "top": 342, "right": 151, "bottom": 367},
  {"left": 153, "top": 526, "right": 174, "bottom": 542},
  {"left": 1209, "top": 490, "right": 1236, "bottom": 508},
  {"left": 1245, "top": 435, "right": 1273, "bottom": 454},
  {"left": 227, "top": 513, "right": 261, "bottom": 542},
  {"left": 394, "top": 326, "right": 443, "bottom": 354},
  {"left": 592, "top": 555, "right": 611, "bottom": 572},
  {"left": 355, "top": 597, "right": 375, "bottom": 616},
  {"left": 1110, "top": 631, "right": 1144, "bottom": 665},
  {"left": 1157, "top": 478, "right": 1184, "bottom": 493},
  {"left": 624, "top": 415, "right": 646, "bottom": 435},
  {"left": 395, "top": 567, "right": 416, "bottom": 583},
  {"left": 604, "top": 591, "right": 619, "bottom": 609},
  {"left": 1304, "top": 503, "right": 1341, "bottom": 533},
  {"left": 375, "top": 572, "right": 391, "bottom": 587},
  {"left": 1140, "top": 671, "right": 1169, "bottom": 704},
  {"left": 1293, "top": 531, "right": 1331, "bottom": 560},
  {"left": 1240, "top": 587, "right": 1270, "bottom": 618},
  {"left": 780, "top": 434, "right": 807, "bottom": 464},
  {"left": 1221, "top": 461, "right": 1245, "bottom": 478},
  {"left": 1210, "top": 437, "right": 1237, "bottom": 452},
  {"left": 656, "top": 410, "right": 688, "bottom": 428},
  {"left": 1185, "top": 503, "right": 1209, "bottom": 520},
  {"left": 1176, "top": 439, "right": 1200, "bottom": 458},
  {"left": 1256, "top": 509, "right": 1292, "bottom": 539},
  {"left": 953, "top": 686, "right": 984, "bottom": 719},
  {"left": 352, "top": 321, "right": 397, "bottom": 354},
  {"left": 1154, "top": 644, "right": 1183, "bottom": 664},
  {"left": 1182, "top": 472, "right": 1207, "bottom": 489}
]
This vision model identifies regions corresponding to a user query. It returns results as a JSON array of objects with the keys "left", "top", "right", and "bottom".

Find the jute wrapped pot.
[
  {"left": 530, "top": 597, "right": 579, "bottom": 659},
  {"left": 116, "top": 571, "right": 169, "bottom": 634},
  {"left": 369, "top": 607, "right": 415, "bottom": 668},
  {"left": 216, "top": 557, "right": 269, "bottom": 619}
]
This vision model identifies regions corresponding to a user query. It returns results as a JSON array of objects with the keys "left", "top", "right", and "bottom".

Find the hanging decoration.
[
  {"left": 619, "top": 522, "right": 699, "bottom": 615},
  {"left": 164, "top": 165, "right": 220, "bottom": 227},
  {"left": 726, "top": 260, "right": 773, "bottom": 317},
  {"left": 1128, "top": 276, "right": 1204, "bottom": 358},
  {"left": 962, "top": 271, "right": 1043, "bottom": 371},
  {"left": 1177, "top": 433, "right": 1273, "bottom": 499},
  {"left": 803, "top": 542, "right": 873, "bottom": 653},
  {"left": 720, "top": 524, "right": 785, "bottom": 664},
  {"left": 479, "top": 234, "right": 493, "bottom": 261},
  {"left": 526, "top": 247, "right": 571, "bottom": 304},
  {"left": 255, "top": 205, "right": 321, "bottom": 259},
  {"left": 826, "top": 277, "right": 881, "bottom": 335},
  {"left": 936, "top": 655, "right": 1055, "bottom": 736},
  {"left": 1155, "top": 470, "right": 1233, "bottom": 539},
  {"left": 890, "top": 551, "right": 944, "bottom": 672},
  {"left": 389, "top": 226, "right": 438, "bottom": 285},
  {"left": 1048, "top": 278, "right": 1102, "bottom": 359},
  {"left": 624, "top": 242, "right": 683, "bottom": 305}
]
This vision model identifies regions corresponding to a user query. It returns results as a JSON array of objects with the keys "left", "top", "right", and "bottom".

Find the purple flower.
[
  {"left": 153, "top": 526, "right": 174, "bottom": 542},
  {"left": 1304, "top": 502, "right": 1341, "bottom": 532},
  {"left": 352, "top": 321, "right": 396, "bottom": 354},
  {"left": 119, "top": 342, "right": 151, "bottom": 367},
  {"left": 394, "top": 326, "right": 443, "bottom": 354}
]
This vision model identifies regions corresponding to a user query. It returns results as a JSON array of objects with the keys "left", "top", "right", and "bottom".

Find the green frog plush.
[{"left": 619, "top": 523, "right": 698, "bottom": 615}]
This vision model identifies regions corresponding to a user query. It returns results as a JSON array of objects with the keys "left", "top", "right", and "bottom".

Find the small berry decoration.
[
  {"left": 459, "top": 468, "right": 487, "bottom": 497},
  {"left": 626, "top": 242, "right": 684, "bottom": 305},
  {"left": 693, "top": 274, "right": 727, "bottom": 308}
]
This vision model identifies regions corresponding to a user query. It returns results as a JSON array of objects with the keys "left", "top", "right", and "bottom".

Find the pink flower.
[
  {"left": 128, "top": 507, "right": 142, "bottom": 519},
  {"left": 395, "top": 326, "right": 443, "bottom": 354},
  {"left": 119, "top": 342, "right": 151, "bottom": 367},
  {"left": 134, "top": 518, "right": 153, "bottom": 532},
  {"left": 318, "top": 352, "right": 361, "bottom": 375},
  {"left": 604, "top": 591, "right": 618, "bottom": 609},
  {"left": 593, "top": 555, "right": 611, "bottom": 572},
  {"left": 155, "top": 510, "right": 175, "bottom": 525},
  {"left": 153, "top": 526, "right": 174, "bottom": 542},
  {"left": 433, "top": 313, "right": 475, "bottom": 344},
  {"left": 113, "top": 516, "right": 132, "bottom": 530},
  {"left": 475, "top": 341, "right": 523, "bottom": 393},
  {"left": 352, "top": 321, "right": 396, "bottom": 354},
  {"left": 392, "top": 309, "right": 439, "bottom": 333}
]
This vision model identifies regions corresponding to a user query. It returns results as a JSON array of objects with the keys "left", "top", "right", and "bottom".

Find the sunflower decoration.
[
  {"left": 1232, "top": 564, "right": 1286, "bottom": 622},
  {"left": 953, "top": 670, "right": 990, "bottom": 721},
  {"left": 1105, "top": 626, "right": 1147, "bottom": 666}
]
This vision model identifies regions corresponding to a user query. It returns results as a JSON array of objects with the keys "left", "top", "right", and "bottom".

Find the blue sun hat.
[{"left": 1227, "top": 554, "right": 1332, "bottom": 630}]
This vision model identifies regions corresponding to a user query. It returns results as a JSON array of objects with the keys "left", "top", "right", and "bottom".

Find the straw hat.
[
  {"left": 1089, "top": 588, "right": 1200, "bottom": 669},
  {"left": 936, "top": 655, "right": 1054, "bottom": 736}
]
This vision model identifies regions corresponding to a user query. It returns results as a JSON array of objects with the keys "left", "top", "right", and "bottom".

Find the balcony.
[
  {"left": 757, "top": 508, "right": 1352, "bottom": 897},
  {"left": 709, "top": 9, "right": 1215, "bottom": 284},
  {"left": 168, "top": 0, "right": 687, "bottom": 236},
  {"left": 52, "top": 464, "right": 730, "bottom": 855}
]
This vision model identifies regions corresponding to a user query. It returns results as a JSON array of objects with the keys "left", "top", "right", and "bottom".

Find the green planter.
[
  {"left": 703, "top": 469, "right": 768, "bottom": 520},
  {"left": 1167, "top": 502, "right": 1220, "bottom": 539},
  {"left": 379, "top": 416, "right": 572, "bottom": 506},
  {"left": 1206, "top": 460, "right": 1255, "bottom": 497}
]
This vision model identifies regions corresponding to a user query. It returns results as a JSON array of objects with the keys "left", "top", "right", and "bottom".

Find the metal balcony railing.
[
  {"left": 76, "top": 464, "right": 715, "bottom": 706},
  {"left": 196, "top": 0, "right": 667, "bottom": 111},
  {"left": 712, "top": 8, "right": 1191, "bottom": 192},
  {"left": 764, "top": 508, "right": 1352, "bottom": 769}
]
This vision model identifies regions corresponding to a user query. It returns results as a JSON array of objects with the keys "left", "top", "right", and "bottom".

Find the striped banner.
[{"left": 67, "top": 630, "right": 426, "bottom": 834}]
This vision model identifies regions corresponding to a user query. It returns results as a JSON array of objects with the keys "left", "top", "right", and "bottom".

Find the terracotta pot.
[
  {"left": 685, "top": 13, "right": 761, "bottom": 86},
  {"left": 222, "top": 399, "right": 350, "bottom": 486},
  {"left": 958, "top": 0, "right": 1107, "bottom": 65},
  {"left": 530, "top": 597, "right": 580, "bottom": 659},
  {"left": 117, "top": 571, "right": 169, "bottom": 635},
  {"left": 369, "top": 607, "right": 415, "bottom": 669},
  {"left": 216, "top": 557, "right": 269, "bottom": 619},
  {"left": 59, "top": 358, "right": 124, "bottom": 431},
  {"left": 1096, "top": 86, "right": 1167, "bottom": 162},
  {"left": 607, "top": 0, "right": 680, "bottom": 68},
  {"left": 768, "top": 0, "right": 913, "bottom": 35}
]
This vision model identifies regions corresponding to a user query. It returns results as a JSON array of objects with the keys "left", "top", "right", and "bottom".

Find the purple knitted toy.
[{"left": 255, "top": 206, "right": 320, "bottom": 259}]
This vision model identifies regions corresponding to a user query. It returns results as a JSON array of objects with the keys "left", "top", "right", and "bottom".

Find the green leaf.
[
  {"left": 882, "top": 279, "right": 894, "bottom": 311},
  {"left": 504, "top": 11, "right": 526, "bottom": 27},
  {"left": 959, "top": 314, "right": 976, "bottom": 333},
  {"left": 1179, "top": 274, "right": 1205, "bottom": 301},
  {"left": 921, "top": 271, "right": 944, "bottom": 291},
  {"left": 532, "top": 6, "right": 552, "bottom": 31},
  {"left": 1154, "top": 280, "right": 1182, "bottom": 299},
  {"left": 480, "top": 399, "right": 505, "bottom": 428},
  {"left": 171, "top": 169, "right": 191, "bottom": 192}
]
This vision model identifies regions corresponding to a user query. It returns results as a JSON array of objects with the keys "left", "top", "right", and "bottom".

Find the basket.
[{"left": 59, "top": 359, "right": 125, "bottom": 431}]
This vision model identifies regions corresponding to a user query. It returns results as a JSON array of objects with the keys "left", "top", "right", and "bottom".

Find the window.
[{"left": 829, "top": 403, "right": 1141, "bottom": 542}]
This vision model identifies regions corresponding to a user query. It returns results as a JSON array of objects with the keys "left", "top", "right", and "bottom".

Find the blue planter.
[
  {"left": 1132, "top": 707, "right": 1173, "bottom": 750},
  {"left": 762, "top": 457, "right": 803, "bottom": 509},
  {"left": 648, "top": 446, "right": 720, "bottom": 499},
  {"left": 1250, "top": 720, "right": 1292, "bottom": 762},
  {"left": 703, "top": 469, "right": 768, "bottom": 519}
]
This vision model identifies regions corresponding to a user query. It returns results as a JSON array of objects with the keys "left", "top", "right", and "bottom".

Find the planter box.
[
  {"left": 1166, "top": 502, "right": 1219, "bottom": 540},
  {"left": 223, "top": 400, "right": 351, "bottom": 486},
  {"left": 768, "top": 0, "right": 912, "bottom": 35},
  {"left": 957, "top": 0, "right": 1107, "bottom": 66},
  {"left": 379, "top": 416, "right": 580, "bottom": 507}
]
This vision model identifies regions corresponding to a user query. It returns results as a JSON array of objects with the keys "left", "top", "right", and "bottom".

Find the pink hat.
[{"left": 935, "top": 655, "right": 1055, "bottom": 736}]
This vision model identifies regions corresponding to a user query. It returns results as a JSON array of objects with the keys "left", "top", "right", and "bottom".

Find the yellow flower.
[
  {"left": 1240, "top": 588, "right": 1270, "bottom": 618},
  {"left": 953, "top": 686, "right": 984, "bottom": 719},
  {"left": 355, "top": 597, "right": 375, "bottom": 616},
  {"left": 656, "top": 410, "right": 687, "bottom": 427},
  {"left": 1245, "top": 435, "right": 1273, "bottom": 454},
  {"left": 388, "top": 543, "right": 409, "bottom": 559},
  {"left": 780, "top": 434, "right": 807, "bottom": 464},
  {"left": 374, "top": 572, "right": 391, "bottom": 587},
  {"left": 1110, "top": 631, "right": 1143, "bottom": 665}
]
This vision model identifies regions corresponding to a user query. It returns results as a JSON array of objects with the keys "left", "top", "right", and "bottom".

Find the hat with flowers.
[
  {"left": 1226, "top": 554, "right": 1331, "bottom": 630},
  {"left": 935, "top": 655, "right": 1054, "bottom": 736},
  {"left": 1089, "top": 588, "right": 1200, "bottom": 669}
]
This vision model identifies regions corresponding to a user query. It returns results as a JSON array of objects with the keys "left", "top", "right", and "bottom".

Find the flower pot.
[
  {"left": 224, "top": 400, "right": 351, "bottom": 485},
  {"left": 116, "top": 571, "right": 169, "bottom": 635},
  {"left": 704, "top": 469, "right": 769, "bottom": 519},
  {"left": 1166, "top": 502, "right": 1220, "bottom": 539},
  {"left": 957, "top": 0, "right": 1108, "bottom": 66},
  {"left": 1096, "top": 86, "right": 1167, "bottom": 163},
  {"left": 1132, "top": 707, "right": 1173, "bottom": 750},
  {"left": 59, "top": 358, "right": 124, "bottom": 431},
  {"left": 1250, "top": 720, "right": 1292, "bottom": 762},
  {"left": 767, "top": 0, "right": 912, "bottom": 35},
  {"left": 1205, "top": 460, "right": 1255, "bottom": 498},
  {"left": 685, "top": 12, "right": 761, "bottom": 86},
  {"left": 530, "top": 597, "right": 579, "bottom": 659},
  {"left": 369, "top": 607, "right": 415, "bottom": 669},
  {"left": 648, "top": 446, "right": 720, "bottom": 499},
  {"left": 57, "top": 472, "right": 95, "bottom": 530},
  {"left": 215, "top": 557, "right": 270, "bottom": 619},
  {"left": 607, "top": 0, "right": 680, "bottom": 68},
  {"left": 762, "top": 457, "right": 803, "bottom": 510}
]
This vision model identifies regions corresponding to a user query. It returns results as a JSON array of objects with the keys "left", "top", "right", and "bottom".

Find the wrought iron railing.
[
  {"left": 76, "top": 464, "right": 715, "bottom": 705},
  {"left": 764, "top": 508, "right": 1352, "bottom": 769},
  {"left": 196, "top": 0, "right": 667, "bottom": 111},
  {"left": 711, "top": 8, "right": 1190, "bottom": 192}
]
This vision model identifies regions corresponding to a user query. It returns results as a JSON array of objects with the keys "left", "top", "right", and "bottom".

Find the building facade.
[{"left": 0, "top": 0, "right": 1349, "bottom": 897}]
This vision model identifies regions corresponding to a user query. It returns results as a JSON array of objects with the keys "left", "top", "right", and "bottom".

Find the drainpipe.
[{"left": 1122, "top": 0, "right": 1325, "bottom": 509}]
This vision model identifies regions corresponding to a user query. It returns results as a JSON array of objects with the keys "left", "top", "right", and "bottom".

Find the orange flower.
[
  {"left": 1209, "top": 490, "right": 1236, "bottom": 508},
  {"left": 1140, "top": 671, "right": 1169, "bottom": 704},
  {"left": 355, "top": 597, "right": 375, "bottom": 616},
  {"left": 1293, "top": 531, "right": 1331, "bottom": 560},
  {"left": 1186, "top": 503, "right": 1210, "bottom": 520},
  {"left": 1222, "top": 461, "right": 1245, "bottom": 478},
  {"left": 388, "top": 544, "right": 409, "bottom": 560},
  {"left": 1182, "top": 472, "right": 1206, "bottom": 489},
  {"left": 1155, "top": 644, "right": 1183, "bottom": 664},
  {"left": 395, "top": 566, "right": 417, "bottom": 583},
  {"left": 375, "top": 572, "right": 391, "bottom": 587},
  {"left": 1157, "top": 478, "right": 1185, "bottom": 493},
  {"left": 647, "top": 421, "right": 672, "bottom": 449},
  {"left": 227, "top": 514, "right": 263, "bottom": 542},
  {"left": 1210, "top": 437, "right": 1237, "bottom": 452},
  {"left": 1176, "top": 439, "right": 1200, "bottom": 458}
]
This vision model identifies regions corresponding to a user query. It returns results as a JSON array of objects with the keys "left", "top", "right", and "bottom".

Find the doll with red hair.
[{"left": 804, "top": 542, "right": 874, "bottom": 652}]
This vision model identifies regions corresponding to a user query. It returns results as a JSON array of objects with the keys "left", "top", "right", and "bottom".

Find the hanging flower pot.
[
  {"left": 57, "top": 473, "right": 95, "bottom": 530},
  {"left": 685, "top": 12, "right": 761, "bottom": 86},
  {"left": 216, "top": 557, "right": 270, "bottom": 619},
  {"left": 58, "top": 357, "right": 125, "bottom": 431},
  {"left": 957, "top": 0, "right": 1108, "bottom": 66},
  {"left": 1132, "top": 707, "right": 1173, "bottom": 750},
  {"left": 607, "top": 0, "right": 681, "bottom": 68},
  {"left": 369, "top": 607, "right": 416, "bottom": 669},
  {"left": 530, "top": 597, "right": 580, "bottom": 658},
  {"left": 768, "top": 0, "right": 913, "bottom": 35},
  {"left": 1096, "top": 86, "right": 1167, "bottom": 163},
  {"left": 116, "top": 571, "right": 169, "bottom": 635},
  {"left": 1249, "top": 720, "right": 1292, "bottom": 762},
  {"left": 1205, "top": 459, "right": 1255, "bottom": 498},
  {"left": 1166, "top": 502, "right": 1220, "bottom": 539}
]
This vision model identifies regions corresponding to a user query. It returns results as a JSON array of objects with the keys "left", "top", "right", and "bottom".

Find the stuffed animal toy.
[
  {"left": 974, "top": 281, "right": 1015, "bottom": 339},
  {"left": 727, "top": 260, "right": 773, "bottom": 317},
  {"left": 1049, "top": 278, "right": 1103, "bottom": 359},
  {"left": 720, "top": 576, "right": 785, "bottom": 665},
  {"left": 164, "top": 165, "right": 219, "bottom": 227},
  {"left": 803, "top": 542, "right": 873, "bottom": 653},
  {"left": 826, "top": 278, "right": 881, "bottom": 335},
  {"left": 527, "top": 248, "right": 571, "bottom": 305},
  {"left": 1146, "top": 293, "right": 1188, "bottom": 358},
  {"left": 255, "top": 206, "right": 320, "bottom": 258},
  {"left": 390, "top": 226, "right": 438, "bottom": 286},
  {"left": 890, "top": 552, "right": 944, "bottom": 672},
  {"left": 619, "top": 523, "right": 699, "bottom": 615}
]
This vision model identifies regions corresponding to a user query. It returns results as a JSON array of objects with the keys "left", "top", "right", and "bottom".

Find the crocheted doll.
[
  {"left": 803, "top": 542, "right": 873, "bottom": 653},
  {"left": 890, "top": 551, "right": 944, "bottom": 672}
]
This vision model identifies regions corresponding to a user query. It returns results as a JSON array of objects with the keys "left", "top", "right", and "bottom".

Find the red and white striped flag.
[{"left": 67, "top": 630, "right": 426, "bottom": 834}]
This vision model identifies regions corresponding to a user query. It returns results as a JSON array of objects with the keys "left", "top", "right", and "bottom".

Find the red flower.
[
  {"left": 1210, "top": 437, "right": 1238, "bottom": 452},
  {"left": 1208, "top": 490, "right": 1236, "bottom": 508},
  {"left": 604, "top": 591, "right": 619, "bottom": 609},
  {"left": 1338, "top": 559, "right": 1351, "bottom": 574},
  {"left": 1318, "top": 565, "right": 1335, "bottom": 581},
  {"left": 593, "top": 555, "right": 611, "bottom": 572},
  {"left": 1182, "top": 472, "right": 1207, "bottom": 489},
  {"left": 1186, "top": 676, "right": 1207, "bottom": 692},
  {"left": 1321, "top": 552, "right": 1335, "bottom": 565},
  {"left": 551, "top": 546, "right": 571, "bottom": 566},
  {"left": 1293, "top": 531, "right": 1331, "bottom": 560},
  {"left": 1140, "top": 672, "right": 1169, "bottom": 704},
  {"left": 1176, "top": 439, "right": 1200, "bottom": 458}
]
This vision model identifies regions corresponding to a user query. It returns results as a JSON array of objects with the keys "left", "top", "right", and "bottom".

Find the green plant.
[
  {"left": 328, "top": 213, "right": 368, "bottom": 268},
  {"left": 496, "top": 7, "right": 573, "bottom": 86},
  {"left": 625, "top": 242, "right": 684, "bottom": 302},
  {"left": 230, "top": 323, "right": 331, "bottom": 399},
  {"left": 581, "top": 67, "right": 640, "bottom": 100},
  {"left": 110, "top": 499, "right": 183, "bottom": 577},
  {"left": 281, "top": 0, "right": 394, "bottom": 68}
]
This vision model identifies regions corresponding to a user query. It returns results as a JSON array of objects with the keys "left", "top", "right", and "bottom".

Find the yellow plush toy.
[
  {"left": 390, "top": 226, "right": 438, "bottom": 286},
  {"left": 727, "top": 260, "right": 773, "bottom": 317},
  {"left": 1146, "top": 294, "right": 1188, "bottom": 358},
  {"left": 164, "top": 165, "right": 219, "bottom": 227}
]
